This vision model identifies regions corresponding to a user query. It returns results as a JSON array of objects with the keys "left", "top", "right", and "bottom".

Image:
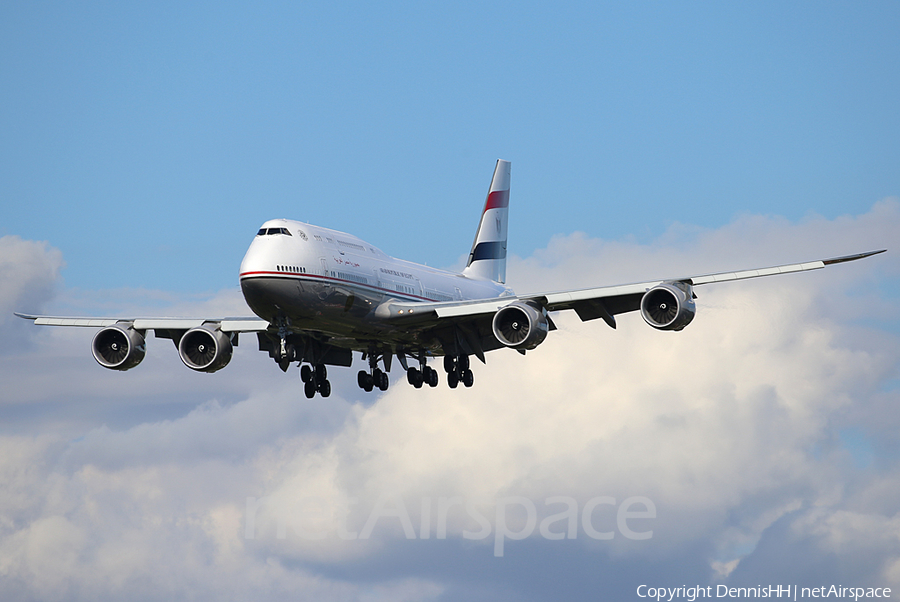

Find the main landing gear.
[
  {"left": 444, "top": 354, "right": 474, "bottom": 389},
  {"left": 357, "top": 350, "right": 390, "bottom": 392},
  {"left": 407, "top": 364, "right": 438, "bottom": 389},
  {"left": 300, "top": 363, "right": 331, "bottom": 398},
  {"left": 357, "top": 368, "right": 388, "bottom": 392}
]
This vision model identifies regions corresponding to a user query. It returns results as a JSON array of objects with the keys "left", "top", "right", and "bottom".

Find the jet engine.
[
  {"left": 492, "top": 301, "right": 550, "bottom": 350},
  {"left": 178, "top": 325, "right": 233, "bottom": 372},
  {"left": 640, "top": 282, "right": 696, "bottom": 331},
  {"left": 91, "top": 324, "right": 146, "bottom": 371}
]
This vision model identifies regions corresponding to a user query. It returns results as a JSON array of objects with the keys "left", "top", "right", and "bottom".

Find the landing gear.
[
  {"left": 300, "top": 363, "right": 330, "bottom": 398},
  {"left": 358, "top": 367, "right": 388, "bottom": 391},
  {"left": 357, "top": 350, "right": 390, "bottom": 392},
  {"left": 374, "top": 369, "right": 389, "bottom": 391},
  {"left": 443, "top": 354, "right": 473, "bottom": 389},
  {"left": 403, "top": 349, "right": 440, "bottom": 390},
  {"left": 406, "top": 364, "right": 438, "bottom": 389},
  {"left": 358, "top": 370, "right": 374, "bottom": 392}
]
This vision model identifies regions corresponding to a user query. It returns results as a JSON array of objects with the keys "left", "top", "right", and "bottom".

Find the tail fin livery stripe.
[
  {"left": 462, "top": 159, "right": 511, "bottom": 283},
  {"left": 484, "top": 189, "right": 509, "bottom": 210},
  {"left": 471, "top": 241, "right": 508, "bottom": 261}
]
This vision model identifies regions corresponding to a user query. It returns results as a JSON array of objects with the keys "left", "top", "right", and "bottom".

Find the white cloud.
[
  {"left": 0, "top": 235, "right": 64, "bottom": 352},
  {"left": 0, "top": 202, "right": 898, "bottom": 600}
]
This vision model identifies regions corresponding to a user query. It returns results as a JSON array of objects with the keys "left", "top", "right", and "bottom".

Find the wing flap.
[{"left": 220, "top": 319, "right": 270, "bottom": 332}]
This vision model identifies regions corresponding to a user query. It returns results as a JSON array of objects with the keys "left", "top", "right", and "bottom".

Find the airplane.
[{"left": 16, "top": 160, "right": 885, "bottom": 399}]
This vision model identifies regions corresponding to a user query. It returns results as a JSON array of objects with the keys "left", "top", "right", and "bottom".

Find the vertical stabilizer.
[{"left": 463, "top": 159, "right": 510, "bottom": 283}]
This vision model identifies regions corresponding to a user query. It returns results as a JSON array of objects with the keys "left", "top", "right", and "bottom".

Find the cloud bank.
[{"left": 0, "top": 202, "right": 897, "bottom": 601}]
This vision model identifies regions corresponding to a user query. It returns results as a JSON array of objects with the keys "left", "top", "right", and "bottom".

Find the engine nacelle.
[
  {"left": 640, "top": 282, "right": 696, "bottom": 331},
  {"left": 178, "top": 325, "right": 233, "bottom": 373},
  {"left": 92, "top": 324, "right": 146, "bottom": 371},
  {"left": 492, "top": 301, "right": 550, "bottom": 350}
]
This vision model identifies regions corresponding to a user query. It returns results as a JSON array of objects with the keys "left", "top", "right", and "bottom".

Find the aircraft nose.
[{"left": 239, "top": 237, "right": 270, "bottom": 276}]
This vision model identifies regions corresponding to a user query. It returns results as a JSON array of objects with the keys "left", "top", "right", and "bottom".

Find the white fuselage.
[{"left": 238, "top": 219, "right": 513, "bottom": 348}]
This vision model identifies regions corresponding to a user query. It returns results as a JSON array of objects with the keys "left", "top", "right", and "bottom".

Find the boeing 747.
[{"left": 16, "top": 160, "right": 885, "bottom": 398}]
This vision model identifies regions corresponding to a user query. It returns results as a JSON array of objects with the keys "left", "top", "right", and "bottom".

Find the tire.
[
  {"left": 304, "top": 380, "right": 316, "bottom": 398},
  {"left": 462, "top": 369, "right": 474, "bottom": 388},
  {"left": 443, "top": 355, "right": 455, "bottom": 373},
  {"left": 428, "top": 367, "right": 438, "bottom": 387},
  {"left": 320, "top": 379, "right": 331, "bottom": 398},
  {"left": 358, "top": 370, "right": 369, "bottom": 389},
  {"left": 301, "top": 364, "right": 312, "bottom": 383},
  {"left": 447, "top": 371, "right": 459, "bottom": 389}
]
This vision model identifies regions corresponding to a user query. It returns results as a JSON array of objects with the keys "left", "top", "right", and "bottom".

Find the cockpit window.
[{"left": 256, "top": 228, "right": 292, "bottom": 236}]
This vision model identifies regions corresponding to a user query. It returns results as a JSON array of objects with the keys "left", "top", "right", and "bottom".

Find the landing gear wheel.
[
  {"left": 407, "top": 368, "right": 423, "bottom": 388},
  {"left": 462, "top": 369, "right": 474, "bottom": 388},
  {"left": 304, "top": 380, "right": 316, "bottom": 398},
  {"left": 358, "top": 370, "right": 369, "bottom": 389},
  {"left": 423, "top": 365, "right": 438, "bottom": 387},
  {"left": 443, "top": 355, "right": 455, "bottom": 374},
  {"left": 447, "top": 370, "right": 459, "bottom": 389},
  {"left": 319, "top": 379, "right": 331, "bottom": 398},
  {"left": 301, "top": 365, "right": 312, "bottom": 383},
  {"left": 376, "top": 370, "right": 389, "bottom": 391},
  {"left": 315, "top": 365, "right": 327, "bottom": 383}
]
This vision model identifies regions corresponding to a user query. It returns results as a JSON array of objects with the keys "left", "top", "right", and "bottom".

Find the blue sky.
[
  {"left": 1, "top": 3, "right": 899, "bottom": 601},
  {"left": 2, "top": 1, "right": 898, "bottom": 294}
]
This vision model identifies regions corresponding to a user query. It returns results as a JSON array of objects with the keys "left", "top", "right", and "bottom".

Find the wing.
[
  {"left": 372, "top": 250, "right": 886, "bottom": 359},
  {"left": 13, "top": 313, "right": 269, "bottom": 333},
  {"left": 14, "top": 313, "right": 270, "bottom": 372},
  {"left": 533, "top": 249, "right": 888, "bottom": 327}
]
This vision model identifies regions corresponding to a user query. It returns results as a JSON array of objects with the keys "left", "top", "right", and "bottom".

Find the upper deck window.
[
  {"left": 337, "top": 239, "right": 366, "bottom": 251},
  {"left": 256, "top": 228, "right": 292, "bottom": 236}
]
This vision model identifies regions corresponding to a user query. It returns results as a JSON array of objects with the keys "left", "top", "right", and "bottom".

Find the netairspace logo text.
[
  {"left": 636, "top": 584, "right": 892, "bottom": 601},
  {"left": 245, "top": 494, "right": 656, "bottom": 556}
]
